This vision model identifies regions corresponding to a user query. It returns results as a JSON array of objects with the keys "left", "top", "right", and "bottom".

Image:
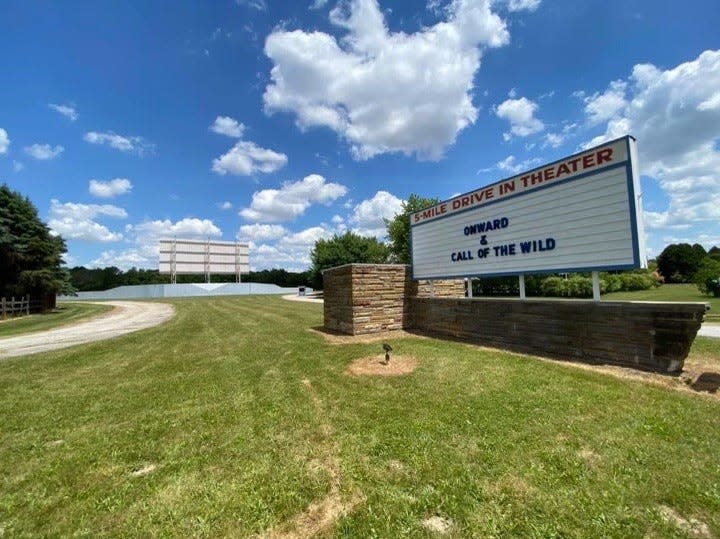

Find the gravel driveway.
[{"left": 0, "top": 301, "right": 175, "bottom": 359}]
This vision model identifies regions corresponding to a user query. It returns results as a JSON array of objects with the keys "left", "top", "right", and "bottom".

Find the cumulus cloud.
[
  {"left": 217, "top": 201, "right": 234, "bottom": 210},
  {"left": 236, "top": 0, "right": 266, "bottom": 10},
  {"left": 495, "top": 97, "right": 544, "bottom": 140},
  {"left": 506, "top": 0, "right": 541, "bottom": 11},
  {"left": 249, "top": 225, "right": 336, "bottom": 271},
  {"left": 264, "top": 0, "right": 512, "bottom": 160},
  {"left": 84, "top": 131, "right": 154, "bottom": 156},
  {"left": 89, "top": 178, "right": 133, "bottom": 198},
  {"left": 349, "top": 190, "right": 403, "bottom": 238},
  {"left": 492, "top": 155, "right": 543, "bottom": 175},
  {"left": 212, "top": 140, "right": 288, "bottom": 176},
  {"left": 24, "top": 143, "right": 64, "bottom": 160},
  {"left": 210, "top": 116, "right": 245, "bottom": 138},
  {"left": 579, "top": 80, "right": 627, "bottom": 125},
  {"left": 49, "top": 103, "right": 78, "bottom": 121},
  {"left": 238, "top": 223, "right": 288, "bottom": 241},
  {"left": 240, "top": 174, "right": 347, "bottom": 222},
  {"left": 582, "top": 49, "right": 720, "bottom": 248},
  {"left": 0, "top": 128, "right": 9, "bottom": 154},
  {"left": 48, "top": 199, "right": 127, "bottom": 242},
  {"left": 91, "top": 218, "right": 223, "bottom": 270}
]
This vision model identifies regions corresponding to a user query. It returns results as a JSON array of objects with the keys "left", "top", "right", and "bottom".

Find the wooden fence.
[{"left": 1, "top": 295, "right": 42, "bottom": 319}]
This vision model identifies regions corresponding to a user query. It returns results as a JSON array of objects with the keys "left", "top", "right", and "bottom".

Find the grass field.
[
  {"left": 605, "top": 283, "right": 719, "bottom": 323},
  {"left": 0, "top": 302, "right": 112, "bottom": 338},
  {"left": 1, "top": 296, "right": 719, "bottom": 537}
]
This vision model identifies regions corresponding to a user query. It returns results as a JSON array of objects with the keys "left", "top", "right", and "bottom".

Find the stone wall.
[
  {"left": 322, "top": 264, "right": 464, "bottom": 335},
  {"left": 411, "top": 297, "right": 707, "bottom": 373},
  {"left": 322, "top": 264, "right": 707, "bottom": 372}
]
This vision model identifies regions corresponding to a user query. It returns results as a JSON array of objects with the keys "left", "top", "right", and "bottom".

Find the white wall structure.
[
  {"left": 159, "top": 238, "right": 249, "bottom": 283},
  {"left": 411, "top": 136, "right": 646, "bottom": 280}
]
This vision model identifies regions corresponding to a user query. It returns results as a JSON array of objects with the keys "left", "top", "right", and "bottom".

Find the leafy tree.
[
  {"left": 708, "top": 246, "right": 720, "bottom": 261},
  {"left": 655, "top": 243, "right": 707, "bottom": 283},
  {"left": 694, "top": 257, "right": 720, "bottom": 297},
  {"left": 384, "top": 194, "right": 440, "bottom": 264},
  {"left": 309, "top": 231, "right": 389, "bottom": 288},
  {"left": 0, "top": 184, "right": 70, "bottom": 304}
]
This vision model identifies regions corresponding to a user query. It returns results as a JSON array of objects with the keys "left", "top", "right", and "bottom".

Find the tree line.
[{"left": 3, "top": 183, "right": 719, "bottom": 303}]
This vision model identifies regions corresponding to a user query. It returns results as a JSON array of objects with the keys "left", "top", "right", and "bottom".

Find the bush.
[{"left": 694, "top": 258, "right": 720, "bottom": 297}]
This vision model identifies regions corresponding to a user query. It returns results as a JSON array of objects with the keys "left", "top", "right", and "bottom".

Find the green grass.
[
  {"left": 0, "top": 302, "right": 112, "bottom": 338},
  {"left": 605, "top": 283, "right": 719, "bottom": 323},
  {"left": 1, "top": 296, "right": 719, "bottom": 537}
]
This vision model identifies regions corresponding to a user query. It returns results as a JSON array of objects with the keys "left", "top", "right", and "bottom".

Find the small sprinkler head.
[{"left": 382, "top": 343, "right": 392, "bottom": 364}]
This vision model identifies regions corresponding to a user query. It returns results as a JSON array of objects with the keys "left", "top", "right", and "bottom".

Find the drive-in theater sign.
[{"left": 410, "top": 136, "right": 647, "bottom": 280}]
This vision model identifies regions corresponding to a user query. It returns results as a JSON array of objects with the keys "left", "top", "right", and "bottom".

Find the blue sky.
[{"left": 1, "top": 0, "right": 719, "bottom": 272}]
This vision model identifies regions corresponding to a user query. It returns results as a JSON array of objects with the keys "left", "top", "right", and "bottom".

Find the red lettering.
[
  {"left": 582, "top": 154, "right": 595, "bottom": 169},
  {"left": 530, "top": 171, "right": 543, "bottom": 185},
  {"left": 520, "top": 175, "right": 530, "bottom": 187},
  {"left": 596, "top": 148, "right": 613, "bottom": 164},
  {"left": 544, "top": 167, "right": 555, "bottom": 181},
  {"left": 439, "top": 204, "right": 447, "bottom": 214},
  {"left": 556, "top": 163, "right": 571, "bottom": 177},
  {"left": 568, "top": 158, "right": 581, "bottom": 172}
]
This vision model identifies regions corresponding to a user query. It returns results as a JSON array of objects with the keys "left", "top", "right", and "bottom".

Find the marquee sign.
[{"left": 410, "top": 135, "right": 646, "bottom": 280}]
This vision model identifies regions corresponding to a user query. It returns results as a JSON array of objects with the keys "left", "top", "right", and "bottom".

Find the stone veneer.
[
  {"left": 411, "top": 297, "right": 707, "bottom": 373},
  {"left": 322, "top": 263, "right": 708, "bottom": 373},
  {"left": 322, "top": 264, "right": 463, "bottom": 335}
]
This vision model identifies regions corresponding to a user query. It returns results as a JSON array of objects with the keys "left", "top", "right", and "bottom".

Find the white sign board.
[
  {"left": 159, "top": 238, "right": 249, "bottom": 275},
  {"left": 410, "top": 136, "right": 646, "bottom": 280}
]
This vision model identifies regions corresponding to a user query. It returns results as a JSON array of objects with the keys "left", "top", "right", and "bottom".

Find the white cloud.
[
  {"left": 544, "top": 132, "right": 564, "bottom": 148},
  {"left": 92, "top": 217, "right": 223, "bottom": 270},
  {"left": 249, "top": 225, "right": 336, "bottom": 271},
  {"left": 506, "top": 0, "right": 541, "bottom": 11},
  {"left": 310, "top": 0, "right": 329, "bottom": 9},
  {"left": 493, "top": 155, "right": 542, "bottom": 175},
  {"left": 48, "top": 199, "right": 126, "bottom": 242},
  {"left": 13, "top": 161, "right": 24, "bottom": 172},
  {"left": 580, "top": 80, "right": 627, "bottom": 125},
  {"left": 210, "top": 116, "right": 245, "bottom": 138},
  {"left": 24, "top": 143, "right": 64, "bottom": 160},
  {"left": 0, "top": 128, "right": 9, "bottom": 154},
  {"left": 49, "top": 103, "right": 78, "bottom": 121},
  {"left": 236, "top": 0, "right": 266, "bottom": 10},
  {"left": 218, "top": 201, "right": 233, "bottom": 210},
  {"left": 84, "top": 131, "right": 154, "bottom": 156},
  {"left": 212, "top": 140, "right": 288, "bottom": 176},
  {"left": 583, "top": 49, "right": 720, "bottom": 250},
  {"left": 90, "top": 250, "right": 150, "bottom": 270},
  {"left": 264, "top": 0, "right": 511, "bottom": 160},
  {"left": 238, "top": 223, "right": 288, "bottom": 241},
  {"left": 89, "top": 178, "right": 133, "bottom": 198},
  {"left": 240, "top": 174, "right": 347, "bottom": 222},
  {"left": 495, "top": 97, "right": 544, "bottom": 139},
  {"left": 349, "top": 190, "right": 403, "bottom": 238}
]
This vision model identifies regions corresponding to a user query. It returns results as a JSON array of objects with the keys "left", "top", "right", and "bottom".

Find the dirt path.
[{"left": 0, "top": 301, "right": 175, "bottom": 359}]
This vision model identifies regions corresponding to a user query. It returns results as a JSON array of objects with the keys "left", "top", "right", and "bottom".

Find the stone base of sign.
[
  {"left": 411, "top": 297, "right": 707, "bottom": 373},
  {"left": 322, "top": 264, "right": 708, "bottom": 373},
  {"left": 322, "top": 264, "right": 464, "bottom": 335}
]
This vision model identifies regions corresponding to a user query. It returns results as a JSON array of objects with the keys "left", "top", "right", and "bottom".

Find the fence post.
[
  {"left": 1, "top": 297, "right": 5, "bottom": 319},
  {"left": 26, "top": 294, "right": 30, "bottom": 315}
]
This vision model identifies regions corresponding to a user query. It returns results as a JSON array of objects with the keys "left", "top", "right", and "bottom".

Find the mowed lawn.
[
  {"left": 605, "top": 283, "right": 719, "bottom": 323},
  {"left": 1, "top": 296, "right": 719, "bottom": 537}
]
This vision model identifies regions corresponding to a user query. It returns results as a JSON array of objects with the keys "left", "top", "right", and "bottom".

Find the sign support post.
[
  {"left": 519, "top": 274, "right": 526, "bottom": 300},
  {"left": 592, "top": 271, "right": 601, "bottom": 302}
]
